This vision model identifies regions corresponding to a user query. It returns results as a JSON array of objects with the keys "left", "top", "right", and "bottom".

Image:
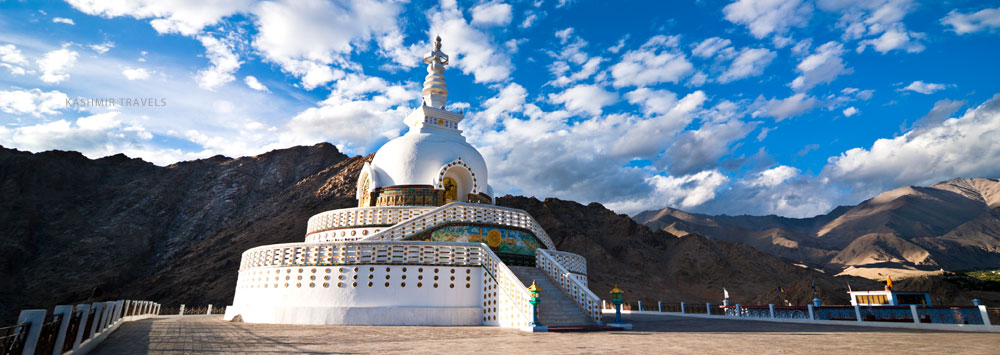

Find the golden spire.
[
  {"left": 610, "top": 284, "right": 623, "bottom": 294},
  {"left": 528, "top": 280, "right": 541, "bottom": 292}
]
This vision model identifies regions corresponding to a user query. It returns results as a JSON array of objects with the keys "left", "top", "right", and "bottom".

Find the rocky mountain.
[
  {"left": 2, "top": 144, "right": 992, "bottom": 325},
  {"left": 635, "top": 178, "right": 1000, "bottom": 279}
]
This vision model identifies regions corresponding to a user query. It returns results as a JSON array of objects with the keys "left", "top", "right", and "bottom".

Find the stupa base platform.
[{"left": 223, "top": 305, "right": 482, "bottom": 326}]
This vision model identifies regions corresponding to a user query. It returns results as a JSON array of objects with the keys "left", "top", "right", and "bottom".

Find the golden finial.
[
  {"left": 528, "top": 280, "right": 541, "bottom": 292},
  {"left": 610, "top": 284, "right": 623, "bottom": 294}
]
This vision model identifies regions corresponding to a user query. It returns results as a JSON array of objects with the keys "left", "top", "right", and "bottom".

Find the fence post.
[
  {"left": 808, "top": 304, "right": 815, "bottom": 321},
  {"left": 156, "top": 303, "right": 161, "bottom": 315},
  {"left": 854, "top": 305, "right": 862, "bottom": 322},
  {"left": 735, "top": 304, "right": 741, "bottom": 318},
  {"left": 52, "top": 305, "right": 73, "bottom": 354},
  {"left": 207, "top": 305, "right": 213, "bottom": 315},
  {"left": 910, "top": 305, "right": 919, "bottom": 324},
  {"left": 73, "top": 304, "right": 90, "bottom": 350},
  {"left": 706, "top": 303, "right": 711, "bottom": 315},
  {"left": 180, "top": 304, "right": 185, "bottom": 315},
  {"left": 123, "top": 300, "right": 131, "bottom": 318},
  {"left": 658, "top": 302, "right": 662, "bottom": 312},
  {"left": 602, "top": 300, "right": 606, "bottom": 310},
  {"left": 87, "top": 303, "right": 103, "bottom": 339},
  {"left": 17, "top": 309, "right": 46, "bottom": 355},
  {"left": 637, "top": 301, "right": 643, "bottom": 312},
  {"left": 979, "top": 305, "right": 991, "bottom": 326},
  {"left": 680, "top": 302, "right": 685, "bottom": 314},
  {"left": 100, "top": 302, "right": 113, "bottom": 330},
  {"left": 769, "top": 304, "right": 775, "bottom": 318}
]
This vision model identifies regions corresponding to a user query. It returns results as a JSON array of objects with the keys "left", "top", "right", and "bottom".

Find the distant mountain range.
[
  {"left": 635, "top": 177, "right": 1000, "bottom": 279},
  {"left": 2, "top": 144, "right": 996, "bottom": 324}
]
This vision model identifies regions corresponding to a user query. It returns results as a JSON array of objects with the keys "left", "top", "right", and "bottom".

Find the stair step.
[{"left": 508, "top": 266, "right": 597, "bottom": 326}]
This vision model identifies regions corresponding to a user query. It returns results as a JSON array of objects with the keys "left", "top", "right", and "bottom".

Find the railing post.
[
  {"left": 769, "top": 304, "right": 775, "bottom": 318},
  {"left": 101, "top": 301, "right": 113, "bottom": 330},
  {"left": 156, "top": 303, "right": 161, "bottom": 315},
  {"left": 979, "top": 305, "right": 991, "bottom": 326},
  {"left": 658, "top": 301, "right": 662, "bottom": 312},
  {"left": 910, "top": 305, "right": 919, "bottom": 324},
  {"left": 808, "top": 304, "right": 815, "bottom": 321},
  {"left": 207, "top": 304, "right": 213, "bottom": 315},
  {"left": 638, "top": 301, "right": 643, "bottom": 312},
  {"left": 179, "top": 304, "right": 185, "bottom": 315},
  {"left": 17, "top": 309, "right": 46, "bottom": 355},
  {"left": 706, "top": 303, "right": 711, "bottom": 315},
  {"left": 680, "top": 302, "right": 685, "bottom": 314},
  {"left": 87, "top": 303, "right": 103, "bottom": 339},
  {"left": 735, "top": 304, "right": 742, "bottom": 317},
  {"left": 52, "top": 305, "right": 73, "bottom": 355},
  {"left": 73, "top": 304, "right": 90, "bottom": 350},
  {"left": 854, "top": 305, "right": 863, "bottom": 322},
  {"left": 124, "top": 300, "right": 131, "bottom": 318}
]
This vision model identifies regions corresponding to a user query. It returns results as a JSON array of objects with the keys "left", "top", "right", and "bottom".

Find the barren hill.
[
  {"left": 635, "top": 178, "right": 1000, "bottom": 278},
  {"left": 0, "top": 144, "right": 875, "bottom": 324}
]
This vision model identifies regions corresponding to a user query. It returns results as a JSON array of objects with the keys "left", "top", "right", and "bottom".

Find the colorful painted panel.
[{"left": 427, "top": 225, "right": 542, "bottom": 257}]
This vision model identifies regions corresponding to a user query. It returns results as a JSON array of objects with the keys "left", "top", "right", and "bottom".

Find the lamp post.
[
  {"left": 528, "top": 280, "right": 542, "bottom": 327},
  {"left": 611, "top": 284, "right": 624, "bottom": 324}
]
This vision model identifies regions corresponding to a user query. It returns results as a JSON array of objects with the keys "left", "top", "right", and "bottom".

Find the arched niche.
[{"left": 434, "top": 159, "right": 476, "bottom": 203}]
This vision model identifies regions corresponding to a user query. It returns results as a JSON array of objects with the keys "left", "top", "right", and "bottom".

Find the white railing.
[
  {"left": 9, "top": 299, "right": 160, "bottom": 355},
  {"left": 536, "top": 249, "right": 602, "bottom": 324},
  {"left": 236, "top": 241, "right": 534, "bottom": 329},
  {"left": 239, "top": 241, "right": 487, "bottom": 270},
  {"left": 478, "top": 245, "right": 534, "bottom": 328},
  {"left": 306, "top": 206, "right": 436, "bottom": 235},
  {"left": 358, "top": 203, "right": 557, "bottom": 250},
  {"left": 540, "top": 249, "right": 588, "bottom": 276}
]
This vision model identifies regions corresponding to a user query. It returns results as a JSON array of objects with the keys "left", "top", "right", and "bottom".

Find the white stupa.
[{"left": 224, "top": 37, "right": 602, "bottom": 329}]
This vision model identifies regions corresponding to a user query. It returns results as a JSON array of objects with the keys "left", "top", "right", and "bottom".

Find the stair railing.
[
  {"left": 536, "top": 249, "right": 603, "bottom": 324},
  {"left": 477, "top": 244, "right": 535, "bottom": 329}
]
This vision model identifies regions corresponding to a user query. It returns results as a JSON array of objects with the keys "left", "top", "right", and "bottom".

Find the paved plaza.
[{"left": 90, "top": 314, "right": 1000, "bottom": 354}]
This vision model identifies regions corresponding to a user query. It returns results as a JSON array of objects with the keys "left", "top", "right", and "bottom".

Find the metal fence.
[
  {"left": 1, "top": 300, "right": 160, "bottom": 355},
  {"left": 0, "top": 323, "right": 30, "bottom": 355}
]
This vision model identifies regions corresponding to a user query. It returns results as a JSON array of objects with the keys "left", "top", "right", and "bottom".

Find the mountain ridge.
[{"left": 635, "top": 177, "right": 1000, "bottom": 278}]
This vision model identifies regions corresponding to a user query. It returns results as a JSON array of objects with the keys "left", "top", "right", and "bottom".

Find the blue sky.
[{"left": 1, "top": 0, "right": 999, "bottom": 217}]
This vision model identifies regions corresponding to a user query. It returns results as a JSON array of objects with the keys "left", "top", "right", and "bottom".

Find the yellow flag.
[{"left": 886, "top": 276, "right": 893, "bottom": 289}]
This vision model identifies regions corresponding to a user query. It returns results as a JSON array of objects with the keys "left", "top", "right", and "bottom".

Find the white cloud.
[
  {"left": 52, "top": 17, "right": 75, "bottom": 25},
  {"left": 252, "top": 0, "right": 401, "bottom": 89},
  {"left": 718, "top": 47, "right": 776, "bottom": 83},
  {"left": 823, "top": 93, "right": 1000, "bottom": 194},
  {"left": 790, "top": 41, "right": 848, "bottom": 91},
  {"left": 471, "top": 1, "right": 512, "bottom": 27},
  {"left": 277, "top": 73, "right": 416, "bottom": 154},
  {"left": 723, "top": 0, "right": 812, "bottom": 39},
  {"left": 858, "top": 24, "right": 924, "bottom": 53},
  {"left": 610, "top": 35, "right": 693, "bottom": 88},
  {"left": 0, "top": 44, "right": 29, "bottom": 75},
  {"left": 664, "top": 113, "right": 756, "bottom": 175},
  {"left": 89, "top": 41, "right": 115, "bottom": 54},
  {"left": 0, "top": 88, "right": 69, "bottom": 117},
  {"left": 942, "top": 7, "right": 1000, "bottom": 34},
  {"left": 901, "top": 80, "right": 946, "bottom": 94},
  {"left": 195, "top": 35, "right": 240, "bottom": 90},
  {"left": 751, "top": 165, "right": 800, "bottom": 187},
  {"left": 520, "top": 11, "right": 539, "bottom": 29},
  {"left": 37, "top": 47, "right": 79, "bottom": 83},
  {"left": 647, "top": 170, "right": 730, "bottom": 209},
  {"left": 820, "top": 0, "right": 924, "bottom": 54},
  {"left": 66, "top": 0, "right": 253, "bottom": 36},
  {"left": 753, "top": 93, "right": 818, "bottom": 121},
  {"left": 428, "top": 1, "right": 512, "bottom": 83},
  {"left": 691, "top": 37, "right": 732, "bottom": 58},
  {"left": 548, "top": 84, "right": 618, "bottom": 116},
  {"left": 0, "top": 112, "right": 178, "bottom": 163},
  {"left": 122, "top": 67, "right": 151, "bottom": 80},
  {"left": 625, "top": 88, "right": 678, "bottom": 116},
  {"left": 244, "top": 75, "right": 270, "bottom": 92},
  {"left": 843, "top": 106, "right": 858, "bottom": 117}
]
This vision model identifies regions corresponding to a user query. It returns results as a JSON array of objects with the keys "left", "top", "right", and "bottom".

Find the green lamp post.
[
  {"left": 528, "top": 280, "right": 542, "bottom": 326},
  {"left": 611, "top": 284, "right": 624, "bottom": 324}
]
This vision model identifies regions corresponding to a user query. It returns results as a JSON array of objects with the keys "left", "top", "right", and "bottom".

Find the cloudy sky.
[{"left": 1, "top": 0, "right": 999, "bottom": 218}]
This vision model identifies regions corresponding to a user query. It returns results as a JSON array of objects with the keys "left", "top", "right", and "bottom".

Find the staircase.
[{"left": 509, "top": 266, "right": 596, "bottom": 327}]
